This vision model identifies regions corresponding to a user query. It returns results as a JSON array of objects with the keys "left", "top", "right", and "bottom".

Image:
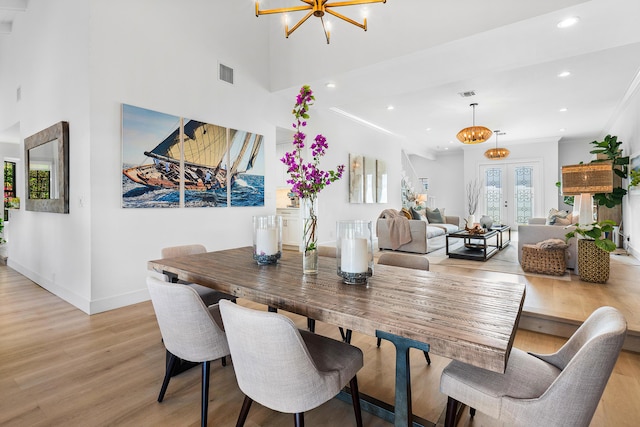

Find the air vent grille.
[
  {"left": 458, "top": 90, "right": 476, "bottom": 98},
  {"left": 219, "top": 63, "right": 234, "bottom": 84},
  {"left": 16, "top": 86, "right": 21, "bottom": 102}
]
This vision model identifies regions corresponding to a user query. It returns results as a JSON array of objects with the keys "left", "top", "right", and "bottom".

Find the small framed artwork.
[{"left": 630, "top": 152, "right": 640, "bottom": 196}]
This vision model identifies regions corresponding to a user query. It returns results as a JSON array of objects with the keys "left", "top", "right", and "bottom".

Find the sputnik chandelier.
[
  {"left": 456, "top": 103, "right": 493, "bottom": 144},
  {"left": 255, "top": 0, "right": 387, "bottom": 44},
  {"left": 484, "top": 131, "right": 510, "bottom": 160}
]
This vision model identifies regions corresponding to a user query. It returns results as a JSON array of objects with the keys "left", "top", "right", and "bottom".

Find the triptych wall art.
[{"left": 121, "top": 104, "right": 265, "bottom": 208}]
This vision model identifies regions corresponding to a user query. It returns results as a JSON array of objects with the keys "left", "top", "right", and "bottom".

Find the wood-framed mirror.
[{"left": 24, "top": 121, "right": 69, "bottom": 213}]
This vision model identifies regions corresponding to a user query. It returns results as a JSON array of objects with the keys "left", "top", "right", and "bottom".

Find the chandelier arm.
[
  {"left": 255, "top": 4, "right": 312, "bottom": 16},
  {"left": 320, "top": 16, "right": 330, "bottom": 44},
  {"left": 324, "top": 8, "right": 366, "bottom": 30},
  {"left": 286, "top": 11, "right": 315, "bottom": 37},
  {"left": 326, "top": 0, "right": 386, "bottom": 6}
]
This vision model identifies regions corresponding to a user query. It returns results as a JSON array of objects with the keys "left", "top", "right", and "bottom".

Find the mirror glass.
[
  {"left": 28, "top": 138, "right": 60, "bottom": 200},
  {"left": 376, "top": 160, "right": 388, "bottom": 203},
  {"left": 364, "top": 157, "right": 376, "bottom": 203},
  {"left": 349, "top": 154, "right": 364, "bottom": 203}
]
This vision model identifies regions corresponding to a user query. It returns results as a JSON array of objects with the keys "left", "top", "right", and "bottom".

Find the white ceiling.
[
  {"left": 267, "top": 0, "right": 640, "bottom": 158},
  {"left": 2, "top": 0, "right": 640, "bottom": 158}
]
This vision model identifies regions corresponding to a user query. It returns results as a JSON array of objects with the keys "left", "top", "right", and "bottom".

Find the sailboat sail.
[
  {"left": 123, "top": 120, "right": 262, "bottom": 191},
  {"left": 245, "top": 134, "right": 263, "bottom": 171}
]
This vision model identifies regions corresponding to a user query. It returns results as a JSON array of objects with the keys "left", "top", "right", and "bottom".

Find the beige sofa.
[
  {"left": 518, "top": 217, "right": 577, "bottom": 271},
  {"left": 377, "top": 216, "right": 460, "bottom": 254}
]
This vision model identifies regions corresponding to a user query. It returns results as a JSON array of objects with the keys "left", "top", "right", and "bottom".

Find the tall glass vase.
[{"left": 301, "top": 196, "right": 318, "bottom": 275}]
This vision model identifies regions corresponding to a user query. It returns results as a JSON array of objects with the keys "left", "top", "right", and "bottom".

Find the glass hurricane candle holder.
[
  {"left": 337, "top": 220, "right": 373, "bottom": 284},
  {"left": 253, "top": 215, "right": 282, "bottom": 265}
]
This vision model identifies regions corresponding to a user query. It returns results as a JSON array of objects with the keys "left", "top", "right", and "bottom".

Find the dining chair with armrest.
[
  {"left": 147, "top": 276, "right": 231, "bottom": 427},
  {"left": 440, "top": 306, "right": 627, "bottom": 427},
  {"left": 160, "top": 244, "right": 235, "bottom": 373},
  {"left": 161, "top": 244, "right": 237, "bottom": 306},
  {"left": 219, "top": 299, "right": 364, "bottom": 427}
]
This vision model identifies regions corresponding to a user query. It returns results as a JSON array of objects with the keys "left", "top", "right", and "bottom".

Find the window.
[{"left": 4, "top": 161, "right": 16, "bottom": 221}]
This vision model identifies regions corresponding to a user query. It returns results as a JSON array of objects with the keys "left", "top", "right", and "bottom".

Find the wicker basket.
[
  {"left": 521, "top": 244, "right": 567, "bottom": 276},
  {"left": 577, "top": 239, "right": 610, "bottom": 283}
]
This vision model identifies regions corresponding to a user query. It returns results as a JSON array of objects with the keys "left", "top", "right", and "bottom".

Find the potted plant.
[{"left": 565, "top": 220, "right": 616, "bottom": 283}]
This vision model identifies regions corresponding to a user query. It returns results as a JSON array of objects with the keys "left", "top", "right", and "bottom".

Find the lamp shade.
[{"left": 561, "top": 163, "right": 614, "bottom": 195}]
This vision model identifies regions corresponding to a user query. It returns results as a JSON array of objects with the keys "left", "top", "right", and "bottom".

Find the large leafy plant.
[
  {"left": 565, "top": 220, "right": 617, "bottom": 252},
  {"left": 589, "top": 135, "right": 628, "bottom": 208}
]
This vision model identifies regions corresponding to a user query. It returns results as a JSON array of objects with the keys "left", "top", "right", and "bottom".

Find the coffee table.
[
  {"left": 446, "top": 229, "right": 500, "bottom": 261},
  {"left": 490, "top": 224, "right": 511, "bottom": 249}
]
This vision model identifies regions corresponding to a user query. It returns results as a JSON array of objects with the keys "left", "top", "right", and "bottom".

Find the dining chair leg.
[
  {"left": 470, "top": 407, "right": 476, "bottom": 417},
  {"left": 158, "top": 352, "right": 178, "bottom": 402},
  {"left": 294, "top": 412, "right": 304, "bottom": 427},
  {"left": 445, "top": 396, "right": 459, "bottom": 427},
  {"left": 236, "top": 395, "right": 253, "bottom": 427},
  {"left": 307, "top": 318, "right": 315, "bottom": 332},
  {"left": 201, "top": 361, "right": 210, "bottom": 427},
  {"left": 221, "top": 356, "right": 227, "bottom": 367},
  {"left": 423, "top": 351, "right": 431, "bottom": 365},
  {"left": 339, "top": 327, "right": 353, "bottom": 343},
  {"left": 349, "top": 376, "right": 363, "bottom": 427},
  {"left": 376, "top": 337, "right": 382, "bottom": 347}
]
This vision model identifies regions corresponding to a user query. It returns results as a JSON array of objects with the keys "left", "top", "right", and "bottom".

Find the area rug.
[{"left": 428, "top": 241, "right": 572, "bottom": 281}]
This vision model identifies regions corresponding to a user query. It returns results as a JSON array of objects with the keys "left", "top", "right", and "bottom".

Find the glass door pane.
[
  {"left": 514, "top": 165, "right": 534, "bottom": 224},
  {"left": 484, "top": 167, "right": 503, "bottom": 225}
]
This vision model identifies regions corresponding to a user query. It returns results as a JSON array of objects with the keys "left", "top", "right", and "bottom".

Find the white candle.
[
  {"left": 256, "top": 228, "right": 278, "bottom": 255},
  {"left": 341, "top": 237, "right": 369, "bottom": 273}
]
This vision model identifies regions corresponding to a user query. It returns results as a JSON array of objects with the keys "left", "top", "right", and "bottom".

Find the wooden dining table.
[{"left": 148, "top": 246, "right": 526, "bottom": 427}]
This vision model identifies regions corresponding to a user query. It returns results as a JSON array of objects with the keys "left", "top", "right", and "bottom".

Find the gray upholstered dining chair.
[
  {"left": 147, "top": 276, "right": 231, "bottom": 427},
  {"left": 218, "top": 299, "right": 364, "bottom": 427},
  {"left": 161, "top": 244, "right": 236, "bottom": 306},
  {"left": 376, "top": 252, "right": 431, "bottom": 364},
  {"left": 440, "top": 306, "right": 627, "bottom": 427}
]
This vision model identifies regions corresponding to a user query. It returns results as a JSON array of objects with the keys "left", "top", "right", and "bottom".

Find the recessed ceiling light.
[
  {"left": 558, "top": 71, "right": 571, "bottom": 78},
  {"left": 444, "top": 147, "right": 449, "bottom": 150},
  {"left": 448, "top": 140, "right": 454, "bottom": 144},
  {"left": 560, "top": 128, "right": 566, "bottom": 132},
  {"left": 387, "top": 105, "right": 394, "bottom": 110},
  {"left": 325, "top": 82, "right": 336, "bottom": 88},
  {"left": 426, "top": 128, "right": 432, "bottom": 131},
  {"left": 557, "top": 16, "right": 580, "bottom": 28},
  {"left": 559, "top": 107, "right": 568, "bottom": 112}
]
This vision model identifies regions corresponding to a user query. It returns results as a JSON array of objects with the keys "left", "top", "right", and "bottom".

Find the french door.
[{"left": 479, "top": 161, "right": 542, "bottom": 228}]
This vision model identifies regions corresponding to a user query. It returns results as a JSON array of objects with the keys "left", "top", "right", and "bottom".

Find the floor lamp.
[{"left": 561, "top": 163, "right": 613, "bottom": 226}]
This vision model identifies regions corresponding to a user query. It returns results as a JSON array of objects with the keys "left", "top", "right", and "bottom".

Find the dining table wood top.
[{"left": 148, "top": 246, "right": 526, "bottom": 373}]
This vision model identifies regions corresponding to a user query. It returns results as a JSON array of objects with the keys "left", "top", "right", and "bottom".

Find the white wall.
[
  {"left": 408, "top": 151, "right": 465, "bottom": 219},
  {"left": 0, "top": 0, "right": 400, "bottom": 314},
  {"left": 608, "top": 80, "right": 640, "bottom": 257},
  {"left": 3, "top": 0, "right": 93, "bottom": 310}
]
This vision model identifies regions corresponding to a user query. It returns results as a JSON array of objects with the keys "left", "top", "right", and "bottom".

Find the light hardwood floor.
[{"left": 1, "top": 254, "right": 639, "bottom": 426}]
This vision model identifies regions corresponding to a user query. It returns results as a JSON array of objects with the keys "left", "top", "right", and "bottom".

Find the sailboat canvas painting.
[
  {"left": 122, "top": 104, "right": 181, "bottom": 208},
  {"left": 228, "top": 128, "right": 265, "bottom": 207},
  {"left": 182, "top": 119, "right": 229, "bottom": 207},
  {"left": 121, "top": 104, "right": 265, "bottom": 208}
]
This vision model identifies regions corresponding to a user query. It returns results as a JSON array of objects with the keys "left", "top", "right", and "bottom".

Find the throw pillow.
[
  {"left": 546, "top": 208, "right": 569, "bottom": 225},
  {"left": 400, "top": 207, "right": 412, "bottom": 220},
  {"left": 410, "top": 207, "right": 422, "bottom": 220},
  {"left": 554, "top": 217, "right": 572, "bottom": 226},
  {"left": 425, "top": 207, "right": 445, "bottom": 223}
]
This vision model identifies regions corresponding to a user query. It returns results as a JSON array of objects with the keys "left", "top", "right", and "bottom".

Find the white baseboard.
[{"left": 7, "top": 259, "right": 150, "bottom": 315}]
